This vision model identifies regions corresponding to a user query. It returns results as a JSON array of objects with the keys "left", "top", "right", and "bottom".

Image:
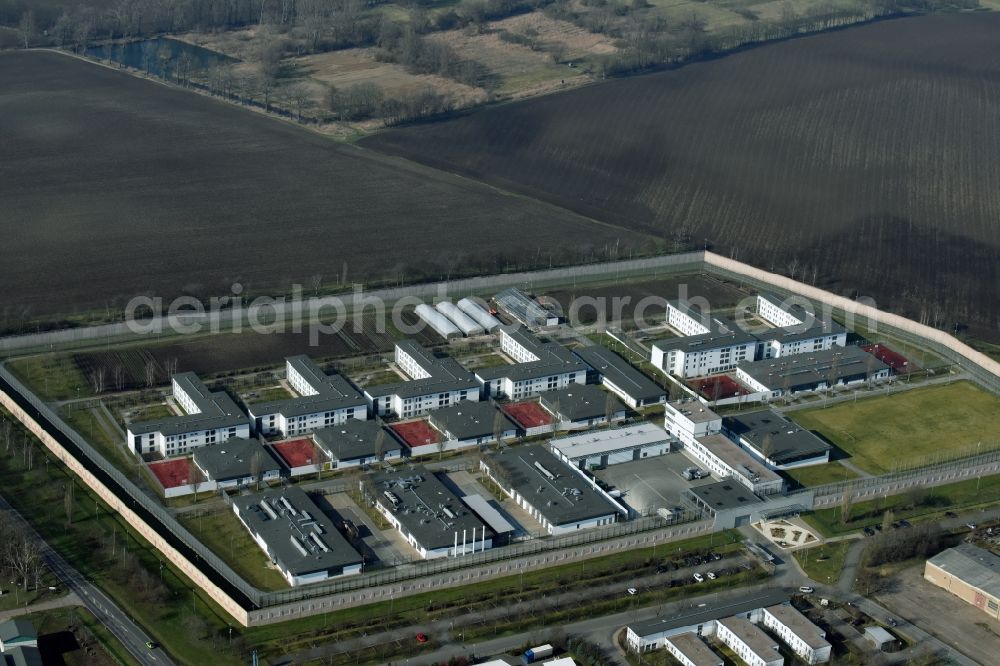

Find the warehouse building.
[
  {"left": 480, "top": 444, "right": 623, "bottom": 535},
  {"left": 573, "top": 345, "right": 667, "bottom": 409},
  {"left": 735, "top": 346, "right": 891, "bottom": 398},
  {"left": 538, "top": 384, "right": 627, "bottom": 431},
  {"left": 367, "top": 467, "right": 495, "bottom": 559},
  {"left": 684, "top": 433, "right": 784, "bottom": 495},
  {"left": 625, "top": 590, "right": 788, "bottom": 652},
  {"left": 232, "top": 486, "right": 363, "bottom": 586},
  {"left": 365, "top": 341, "right": 481, "bottom": 419},
  {"left": 191, "top": 437, "right": 282, "bottom": 490},
  {"left": 924, "top": 543, "right": 1000, "bottom": 620},
  {"left": 247, "top": 356, "right": 367, "bottom": 437},
  {"left": 761, "top": 604, "right": 831, "bottom": 664},
  {"left": 311, "top": 420, "right": 401, "bottom": 469},
  {"left": 427, "top": 401, "right": 518, "bottom": 448},
  {"left": 127, "top": 373, "right": 250, "bottom": 457},
  {"left": 723, "top": 410, "right": 831, "bottom": 469},
  {"left": 550, "top": 423, "right": 673, "bottom": 470},
  {"left": 715, "top": 616, "right": 783, "bottom": 666},
  {"left": 494, "top": 288, "right": 560, "bottom": 327},
  {"left": 664, "top": 632, "right": 723, "bottom": 666},
  {"left": 476, "top": 327, "right": 586, "bottom": 400}
]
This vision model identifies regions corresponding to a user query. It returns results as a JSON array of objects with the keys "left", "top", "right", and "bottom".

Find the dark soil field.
[
  {"left": 363, "top": 14, "right": 1000, "bottom": 342},
  {"left": 0, "top": 51, "right": 647, "bottom": 327}
]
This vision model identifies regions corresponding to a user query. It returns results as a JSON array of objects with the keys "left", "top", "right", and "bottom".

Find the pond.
[{"left": 86, "top": 37, "right": 235, "bottom": 79}]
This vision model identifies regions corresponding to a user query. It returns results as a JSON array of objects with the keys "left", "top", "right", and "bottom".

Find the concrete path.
[{"left": 0, "top": 591, "right": 81, "bottom": 622}]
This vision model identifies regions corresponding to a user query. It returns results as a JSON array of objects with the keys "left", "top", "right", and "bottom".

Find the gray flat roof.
[
  {"left": 312, "top": 420, "right": 400, "bottom": 462},
  {"left": 764, "top": 604, "right": 830, "bottom": 650},
  {"left": 428, "top": 401, "right": 516, "bottom": 441},
  {"left": 127, "top": 372, "right": 248, "bottom": 436},
  {"left": 368, "top": 466, "right": 496, "bottom": 550},
  {"left": 696, "top": 434, "right": 782, "bottom": 486},
  {"left": 192, "top": 437, "right": 282, "bottom": 481},
  {"left": 247, "top": 356, "right": 365, "bottom": 418},
  {"left": 551, "top": 423, "right": 671, "bottom": 461},
  {"left": 460, "top": 494, "right": 517, "bottom": 535},
  {"left": 717, "top": 616, "right": 779, "bottom": 660},
  {"left": 0, "top": 619, "right": 35, "bottom": 643},
  {"left": 495, "top": 287, "right": 554, "bottom": 326},
  {"left": 484, "top": 444, "right": 620, "bottom": 526},
  {"left": 724, "top": 409, "right": 831, "bottom": 464},
  {"left": 736, "top": 345, "right": 890, "bottom": 392},
  {"left": 651, "top": 327, "right": 757, "bottom": 354},
  {"left": 687, "top": 480, "right": 763, "bottom": 512},
  {"left": 538, "top": 384, "right": 625, "bottom": 422},
  {"left": 573, "top": 345, "right": 667, "bottom": 403},
  {"left": 366, "top": 342, "right": 480, "bottom": 399},
  {"left": 665, "top": 400, "right": 721, "bottom": 425},
  {"left": 928, "top": 543, "right": 1000, "bottom": 599},
  {"left": 477, "top": 328, "right": 587, "bottom": 382},
  {"left": 629, "top": 590, "right": 788, "bottom": 637},
  {"left": 665, "top": 632, "right": 723, "bottom": 666},
  {"left": 234, "top": 486, "right": 362, "bottom": 577},
  {"left": 3, "top": 645, "right": 43, "bottom": 666}
]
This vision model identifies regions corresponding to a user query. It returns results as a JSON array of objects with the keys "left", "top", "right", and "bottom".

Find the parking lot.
[
  {"left": 594, "top": 451, "right": 715, "bottom": 515},
  {"left": 876, "top": 564, "right": 1000, "bottom": 666},
  {"left": 322, "top": 491, "right": 411, "bottom": 567}
]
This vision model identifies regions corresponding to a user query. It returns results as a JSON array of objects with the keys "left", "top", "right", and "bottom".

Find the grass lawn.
[
  {"left": 804, "top": 473, "right": 1000, "bottom": 537},
  {"left": 793, "top": 539, "right": 855, "bottom": 585},
  {"left": 30, "top": 606, "right": 139, "bottom": 666},
  {"left": 121, "top": 402, "right": 174, "bottom": 424},
  {"left": 782, "top": 462, "right": 858, "bottom": 489},
  {"left": 178, "top": 509, "right": 288, "bottom": 591},
  {"left": 240, "top": 385, "right": 292, "bottom": 403},
  {"left": 790, "top": 381, "right": 1000, "bottom": 474},
  {"left": 6, "top": 355, "right": 92, "bottom": 402}
]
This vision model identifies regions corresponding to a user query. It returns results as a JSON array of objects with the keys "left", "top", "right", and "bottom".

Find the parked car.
[
  {"left": 693, "top": 572, "right": 705, "bottom": 583},
  {"left": 416, "top": 633, "right": 429, "bottom": 644},
  {"left": 799, "top": 586, "right": 815, "bottom": 594},
  {"left": 863, "top": 527, "right": 875, "bottom": 536},
  {"left": 627, "top": 587, "right": 638, "bottom": 596},
  {"left": 707, "top": 572, "right": 717, "bottom": 580},
  {"left": 899, "top": 519, "right": 911, "bottom": 527},
  {"left": 967, "top": 522, "right": 978, "bottom": 530},
  {"left": 145, "top": 642, "right": 158, "bottom": 650},
  {"left": 945, "top": 511, "right": 957, "bottom": 518}
]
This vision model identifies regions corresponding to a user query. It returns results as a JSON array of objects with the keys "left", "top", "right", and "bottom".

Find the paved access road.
[{"left": 0, "top": 496, "right": 173, "bottom": 666}]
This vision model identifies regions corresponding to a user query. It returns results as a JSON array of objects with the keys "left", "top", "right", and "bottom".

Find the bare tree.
[
  {"left": 145, "top": 361, "right": 157, "bottom": 388},
  {"left": 113, "top": 364, "right": 126, "bottom": 392},
  {"left": 760, "top": 433, "right": 775, "bottom": 464},
  {"left": 250, "top": 451, "right": 263, "bottom": 490},
  {"left": 310, "top": 274, "right": 323, "bottom": 297},
  {"left": 312, "top": 440, "right": 324, "bottom": 480},
  {"left": 493, "top": 411, "right": 506, "bottom": 451},
  {"left": 65, "top": 482, "right": 75, "bottom": 525},
  {"left": 91, "top": 367, "right": 106, "bottom": 394},
  {"left": 373, "top": 429, "right": 386, "bottom": 462},
  {"left": 839, "top": 486, "right": 853, "bottom": 525},
  {"left": 188, "top": 457, "right": 204, "bottom": 501},
  {"left": 165, "top": 357, "right": 179, "bottom": 379},
  {"left": 17, "top": 10, "right": 34, "bottom": 49},
  {"left": 881, "top": 508, "right": 895, "bottom": 533}
]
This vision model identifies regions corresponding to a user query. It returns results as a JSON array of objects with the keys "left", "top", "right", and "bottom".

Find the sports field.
[
  {"left": 690, "top": 375, "right": 745, "bottom": 400},
  {"left": 790, "top": 381, "right": 1000, "bottom": 474},
  {"left": 271, "top": 439, "right": 321, "bottom": 469},
  {"left": 389, "top": 420, "right": 441, "bottom": 448},
  {"left": 502, "top": 400, "right": 553, "bottom": 428},
  {"left": 862, "top": 344, "right": 919, "bottom": 374},
  {"left": 147, "top": 458, "right": 192, "bottom": 489}
]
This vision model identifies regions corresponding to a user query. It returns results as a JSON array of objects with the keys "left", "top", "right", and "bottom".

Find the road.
[{"left": 0, "top": 495, "right": 173, "bottom": 666}]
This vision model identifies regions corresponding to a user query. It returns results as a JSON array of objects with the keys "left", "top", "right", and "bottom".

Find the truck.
[{"left": 522, "top": 644, "right": 554, "bottom": 664}]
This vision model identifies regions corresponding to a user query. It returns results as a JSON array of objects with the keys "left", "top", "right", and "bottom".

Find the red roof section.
[
  {"left": 271, "top": 438, "right": 322, "bottom": 468},
  {"left": 502, "top": 400, "right": 553, "bottom": 428},
  {"left": 390, "top": 420, "right": 442, "bottom": 447},
  {"left": 148, "top": 458, "right": 193, "bottom": 489}
]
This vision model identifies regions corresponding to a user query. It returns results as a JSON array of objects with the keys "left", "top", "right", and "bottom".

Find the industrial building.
[
  {"left": 538, "top": 384, "right": 627, "bottom": 431},
  {"left": 664, "top": 632, "right": 723, "bottom": 666},
  {"left": 494, "top": 287, "right": 560, "bottom": 327},
  {"left": 684, "top": 479, "right": 808, "bottom": 529},
  {"left": 475, "top": 327, "right": 587, "bottom": 400},
  {"left": 311, "top": 420, "right": 401, "bottom": 469},
  {"left": 127, "top": 373, "right": 250, "bottom": 457},
  {"left": 364, "top": 341, "right": 481, "bottom": 419},
  {"left": 456, "top": 297, "right": 502, "bottom": 332},
  {"left": 625, "top": 590, "right": 788, "bottom": 652},
  {"left": 427, "top": 401, "right": 518, "bottom": 448},
  {"left": 715, "top": 616, "right": 783, "bottom": 666},
  {"left": 191, "top": 437, "right": 283, "bottom": 490},
  {"left": 685, "top": 433, "right": 784, "bottom": 495},
  {"left": 247, "top": 356, "right": 367, "bottom": 437},
  {"left": 734, "top": 346, "right": 891, "bottom": 397},
  {"left": 480, "top": 444, "right": 623, "bottom": 535},
  {"left": 549, "top": 423, "right": 673, "bottom": 470},
  {"left": 232, "top": 486, "right": 363, "bottom": 586},
  {"left": 573, "top": 345, "right": 667, "bottom": 409},
  {"left": 367, "top": 467, "right": 496, "bottom": 559},
  {"left": 924, "top": 543, "right": 1000, "bottom": 620},
  {"left": 761, "top": 604, "right": 831, "bottom": 664},
  {"left": 723, "top": 410, "right": 831, "bottom": 469}
]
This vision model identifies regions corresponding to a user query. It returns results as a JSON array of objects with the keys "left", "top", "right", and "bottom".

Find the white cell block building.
[
  {"left": 436, "top": 301, "right": 485, "bottom": 336},
  {"left": 715, "top": 616, "right": 783, "bottom": 666},
  {"left": 573, "top": 345, "right": 667, "bottom": 409},
  {"left": 127, "top": 373, "right": 250, "bottom": 457},
  {"left": 247, "top": 356, "right": 367, "bottom": 437},
  {"left": 475, "top": 327, "right": 587, "bottom": 401},
  {"left": 667, "top": 301, "right": 713, "bottom": 336},
  {"left": 664, "top": 633, "right": 723, "bottom": 666},
  {"left": 761, "top": 605, "right": 831, "bottom": 664},
  {"left": 664, "top": 400, "right": 723, "bottom": 444},
  {"left": 650, "top": 330, "right": 758, "bottom": 379},
  {"left": 685, "top": 434, "right": 784, "bottom": 495},
  {"left": 364, "top": 341, "right": 481, "bottom": 419}
]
